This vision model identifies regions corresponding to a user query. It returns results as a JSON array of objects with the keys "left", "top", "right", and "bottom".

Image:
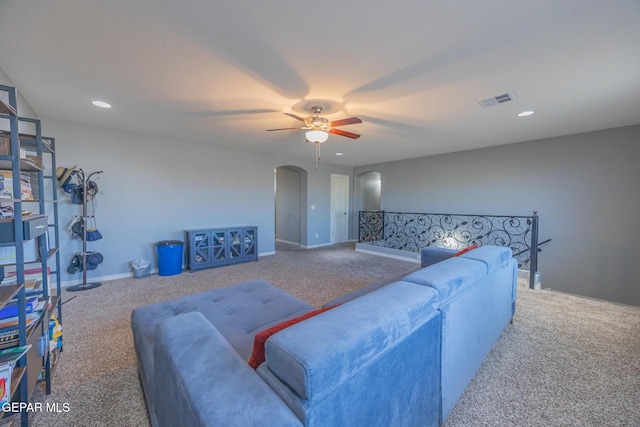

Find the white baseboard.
[
  {"left": 61, "top": 253, "right": 279, "bottom": 287},
  {"left": 355, "top": 244, "right": 421, "bottom": 264},
  {"left": 275, "top": 239, "right": 301, "bottom": 246},
  {"left": 61, "top": 270, "right": 154, "bottom": 287},
  {"left": 302, "top": 242, "right": 333, "bottom": 249}
]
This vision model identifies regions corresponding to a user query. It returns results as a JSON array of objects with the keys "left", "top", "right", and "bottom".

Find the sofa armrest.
[
  {"left": 154, "top": 312, "right": 301, "bottom": 427},
  {"left": 421, "top": 247, "right": 457, "bottom": 268}
]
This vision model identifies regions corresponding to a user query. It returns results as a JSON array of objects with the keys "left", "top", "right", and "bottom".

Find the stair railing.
[{"left": 359, "top": 210, "right": 548, "bottom": 289}]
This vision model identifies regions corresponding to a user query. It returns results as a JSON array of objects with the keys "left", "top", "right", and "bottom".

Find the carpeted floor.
[{"left": 5, "top": 242, "right": 639, "bottom": 426}]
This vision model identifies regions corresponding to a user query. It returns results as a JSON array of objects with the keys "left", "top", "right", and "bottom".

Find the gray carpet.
[{"left": 7, "top": 242, "right": 639, "bottom": 426}]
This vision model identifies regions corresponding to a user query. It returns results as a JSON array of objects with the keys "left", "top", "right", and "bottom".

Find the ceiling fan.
[{"left": 266, "top": 106, "right": 363, "bottom": 170}]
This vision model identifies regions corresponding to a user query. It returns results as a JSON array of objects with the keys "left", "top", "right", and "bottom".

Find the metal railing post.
[{"left": 529, "top": 211, "right": 539, "bottom": 289}]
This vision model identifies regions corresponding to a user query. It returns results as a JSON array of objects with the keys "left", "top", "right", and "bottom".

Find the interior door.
[{"left": 330, "top": 174, "right": 350, "bottom": 243}]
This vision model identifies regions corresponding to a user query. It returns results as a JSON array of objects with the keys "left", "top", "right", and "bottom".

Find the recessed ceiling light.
[
  {"left": 335, "top": 152, "right": 344, "bottom": 156},
  {"left": 92, "top": 100, "right": 111, "bottom": 109},
  {"left": 517, "top": 110, "right": 534, "bottom": 117}
]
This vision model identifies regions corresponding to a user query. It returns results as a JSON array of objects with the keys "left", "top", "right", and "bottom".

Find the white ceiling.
[{"left": 1, "top": 1, "right": 639, "bottom": 167}]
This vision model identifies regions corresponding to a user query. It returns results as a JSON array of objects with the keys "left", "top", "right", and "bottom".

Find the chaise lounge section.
[{"left": 131, "top": 245, "right": 516, "bottom": 426}]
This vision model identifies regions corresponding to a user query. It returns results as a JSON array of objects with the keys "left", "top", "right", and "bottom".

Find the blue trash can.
[{"left": 156, "top": 240, "right": 184, "bottom": 276}]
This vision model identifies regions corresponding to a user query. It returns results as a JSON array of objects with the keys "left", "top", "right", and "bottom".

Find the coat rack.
[{"left": 67, "top": 169, "right": 103, "bottom": 292}]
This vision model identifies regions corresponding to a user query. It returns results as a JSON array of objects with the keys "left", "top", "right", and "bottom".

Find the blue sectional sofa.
[
  {"left": 131, "top": 245, "right": 517, "bottom": 426},
  {"left": 408, "top": 245, "right": 517, "bottom": 419}
]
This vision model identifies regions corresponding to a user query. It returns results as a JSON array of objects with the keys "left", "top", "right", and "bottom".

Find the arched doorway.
[{"left": 274, "top": 165, "right": 308, "bottom": 249}]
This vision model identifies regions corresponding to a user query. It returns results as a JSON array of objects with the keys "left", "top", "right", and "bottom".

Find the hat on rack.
[
  {"left": 85, "top": 252, "right": 104, "bottom": 270},
  {"left": 56, "top": 165, "right": 76, "bottom": 188},
  {"left": 66, "top": 254, "right": 82, "bottom": 274},
  {"left": 70, "top": 218, "right": 83, "bottom": 239}
]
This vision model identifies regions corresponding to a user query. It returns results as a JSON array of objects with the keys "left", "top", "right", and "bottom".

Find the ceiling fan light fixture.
[{"left": 306, "top": 130, "right": 329, "bottom": 143}]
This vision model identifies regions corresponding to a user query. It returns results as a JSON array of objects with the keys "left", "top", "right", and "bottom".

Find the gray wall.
[
  {"left": 275, "top": 166, "right": 301, "bottom": 244},
  {"left": 360, "top": 171, "right": 381, "bottom": 211},
  {"left": 355, "top": 125, "right": 640, "bottom": 306},
  {"left": 38, "top": 118, "right": 352, "bottom": 285}
]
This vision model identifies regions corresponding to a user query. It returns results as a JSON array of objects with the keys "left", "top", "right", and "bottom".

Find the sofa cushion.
[
  {"left": 421, "top": 246, "right": 457, "bottom": 268},
  {"left": 154, "top": 312, "right": 302, "bottom": 427},
  {"left": 131, "top": 279, "right": 314, "bottom": 411},
  {"left": 403, "top": 257, "right": 487, "bottom": 303},
  {"left": 248, "top": 305, "right": 337, "bottom": 369},
  {"left": 263, "top": 281, "right": 440, "bottom": 402}
]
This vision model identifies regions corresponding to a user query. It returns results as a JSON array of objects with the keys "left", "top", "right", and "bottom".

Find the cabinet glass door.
[
  {"left": 212, "top": 231, "right": 227, "bottom": 261},
  {"left": 229, "top": 230, "right": 242, "bottom": 258},
  {"left": 243, "top": 228, "right": 256, "bottom": 257},
  {"left": 193, "top": 232, "right": 210, "bottom": 265}
]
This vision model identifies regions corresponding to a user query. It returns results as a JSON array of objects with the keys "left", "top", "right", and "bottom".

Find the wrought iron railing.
[{"left": 359, "top": 210, "right": 542, "bottom": 289}]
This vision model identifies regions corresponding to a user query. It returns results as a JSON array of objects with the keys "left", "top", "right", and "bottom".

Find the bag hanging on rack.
[
  {"left": 71, "top": 186, "right": 84, "bottom": 204},
  {"left": 86, "top": 199, "right": 102, "bottom": 241},
  {"left": 86, "top": 228, "right": 102, "bottom": 241},
  {"left": 86, "top": 180, "right": 99, "bottom": 201}
]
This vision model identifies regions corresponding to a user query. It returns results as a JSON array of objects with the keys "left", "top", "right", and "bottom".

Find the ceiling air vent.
[{"left": 477, "top": 92, "right": 517, "bottom": 108}]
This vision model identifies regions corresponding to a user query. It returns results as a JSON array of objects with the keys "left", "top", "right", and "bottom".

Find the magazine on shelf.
[{"left": 0, "top": 345, "right": 31, "bottom": 366}]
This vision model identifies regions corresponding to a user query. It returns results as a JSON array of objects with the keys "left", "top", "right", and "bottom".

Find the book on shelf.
[
  {"left": 1, "top": 267, "right": 51, "bottom": 292},
  {"left": 0, "top": 363, "right": 9, "bottom": 406},
  {"left": 0, "top": 311, "right": 40, "bottom": 330},
  {"left": 0, "top": 315, "right": 40, "bottom": 345},
  {"left": 0, "top": 170, "right": 34, "bottom": 201},
  {"left": 0, "top": 206, "right": 14, "bottom": 218},
  {"left": 0, "top": 296, "right": 38, "bottom": 320},
  {"left": 0, "top": 345, "right": 32, "bottom": 405}
]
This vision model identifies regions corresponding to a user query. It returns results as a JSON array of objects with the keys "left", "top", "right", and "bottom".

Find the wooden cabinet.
[{"left": 185, "top": 226, "right": 257, "bottom": 272}]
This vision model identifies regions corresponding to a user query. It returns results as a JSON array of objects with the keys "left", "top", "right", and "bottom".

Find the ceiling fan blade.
[
  {"left": 266, "top": 127, "right": 306, "bottom": 131},
  {"left": 284, "top": 112, "right": 307, "bottom": 122},
  {"left": 329, "top": 117, "right": 363, "bottom": 127},
  {"left": 329, "top": 128, "right": 361, "bottom": 139}
]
